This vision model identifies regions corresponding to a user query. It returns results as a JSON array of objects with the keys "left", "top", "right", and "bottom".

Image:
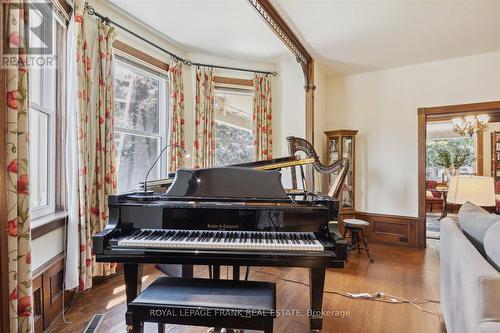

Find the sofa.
[{"left": 440, "top": 202, "right": 500, "bottom": 333}]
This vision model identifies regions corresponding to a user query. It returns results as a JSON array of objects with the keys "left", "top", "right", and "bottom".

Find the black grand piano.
[{"left": 93, "top": 138, "right": 348, "bottom": 332}]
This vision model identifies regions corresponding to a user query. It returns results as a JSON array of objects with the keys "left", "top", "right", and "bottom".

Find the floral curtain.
[
  {"left": 66, "top": 0, "right": 117, "bottom": 291},
  {"left": 5, "top": 1, "right": 34, "bottom": 332},
  {"left": 193, "top": 67, "right": 215, "bottom": 168},
  {"left": 252, "top": 74, "right": 273, "bottom": 160},
  {"left": 168, "top": 60, "right": 185, "bottom": 172}
]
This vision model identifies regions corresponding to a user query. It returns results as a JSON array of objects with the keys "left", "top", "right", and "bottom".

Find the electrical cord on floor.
[{"left": 249, "top": 268, "right": 442, "bottom": 317}]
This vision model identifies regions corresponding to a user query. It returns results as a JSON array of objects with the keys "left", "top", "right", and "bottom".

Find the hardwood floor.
[{"left": 50, "top": 241, "right": 446, "bottom": 333}]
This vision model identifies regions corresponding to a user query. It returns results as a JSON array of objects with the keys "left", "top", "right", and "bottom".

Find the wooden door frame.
[{"left": 417, "top": 101, "right": 500, "bottom": 248}]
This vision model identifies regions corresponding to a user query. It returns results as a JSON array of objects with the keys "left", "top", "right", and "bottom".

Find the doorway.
[{"left": 418, "top": 101, "right": 500, "bottom": 246}]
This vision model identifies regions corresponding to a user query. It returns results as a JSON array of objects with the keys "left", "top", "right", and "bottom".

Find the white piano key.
[{"left": 116, "top": 229, "right": 324, "bottom": 252}]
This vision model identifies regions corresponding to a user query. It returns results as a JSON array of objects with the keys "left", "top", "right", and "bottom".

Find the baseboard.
[{"left": 354, "top": 212, "right": 419, "bottom": 247}]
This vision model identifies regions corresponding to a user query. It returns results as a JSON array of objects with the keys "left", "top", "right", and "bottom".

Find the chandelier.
[{"left": 452, "top": 114, "right": 489, "bottom": 136}]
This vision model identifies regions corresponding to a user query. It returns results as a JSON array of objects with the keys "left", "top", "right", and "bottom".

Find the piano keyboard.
[{"left": 115, "top": 229, "right": 324, "bottom": 252}]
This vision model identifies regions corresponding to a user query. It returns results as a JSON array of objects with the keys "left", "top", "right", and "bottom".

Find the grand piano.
[{"left": 93, "top": 137, "right": 348, "bottom": 332}]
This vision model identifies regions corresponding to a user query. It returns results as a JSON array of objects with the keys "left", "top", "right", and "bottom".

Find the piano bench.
[{"left": 128, "top": 276, "right": 276, "bottom": 333}]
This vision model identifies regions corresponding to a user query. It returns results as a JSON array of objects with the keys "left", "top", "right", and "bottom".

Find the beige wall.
[{"left": 324, "top": 51, "right": 500, "bottom": 216}]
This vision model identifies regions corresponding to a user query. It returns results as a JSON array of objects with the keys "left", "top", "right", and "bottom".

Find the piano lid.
[{"left": 165, "top": 167, "right": 290, "bottom": 200}]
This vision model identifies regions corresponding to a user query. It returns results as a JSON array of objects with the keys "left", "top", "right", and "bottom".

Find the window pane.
[
  {"left": 426, "top": 136, "right": 475, "bottom": 181},
  {"left": 29, "top": 68, "right": 41, "bottom": 105},
  {"left": 29, "top": 110, "right": 49, "bottom": 208},
  {"left": 115, "top": 132, "right": 160, "bottom": 192},
  {"left": 114, "top": 62, "right": 160, "bottom": 134},
  {"left": 215, "top": 122, "right": 254, "bottom": 166}
]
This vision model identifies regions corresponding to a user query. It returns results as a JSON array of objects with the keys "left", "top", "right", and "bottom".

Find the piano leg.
[
  {"left": 309, "top": 267, "right": 326, "bottom": 331},
  {"left": 212, "top": 265, "right": 221, "bottom": 279},
  {"left": 124, "top": 263, "right": 144, "bottom": 330},
  {"left": 182, "top": 264, "right": 193, "bottom": 277},
  {"left": 233, "top": 266, "right": 240, "bottom": 280}
]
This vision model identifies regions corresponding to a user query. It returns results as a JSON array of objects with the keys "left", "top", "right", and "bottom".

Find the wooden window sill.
[{"left": 31, "top": 211, "right": 67, "bottom": 240}]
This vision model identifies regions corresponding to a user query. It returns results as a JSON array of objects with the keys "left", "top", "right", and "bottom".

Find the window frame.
[
  {"left": 214, "top": 85, "right": 255, "bottom": 166},
  {"left": 113, "top": 55, "right": 169, "bottom": 192},
  {"left": 28, "top": 13, "right": 58, "bottom": 220}
]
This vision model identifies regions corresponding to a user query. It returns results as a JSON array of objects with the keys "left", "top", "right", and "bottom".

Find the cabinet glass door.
[
  {"left": 328, "top": 137, "right": 340, "bottom": 189},
  {"left": 342, "top": 136, "right": 354, "bottom": 209}
]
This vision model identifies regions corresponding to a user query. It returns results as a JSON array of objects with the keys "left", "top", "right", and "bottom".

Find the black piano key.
[
  {"left": 298, "top": 233, "right": 306, "bottom": 244},
  {"left": 304, "top": 233, "right": 312, "bottom": 244},
  {"left": 170, "top": 231, "right": 179, "bottom": 241},
  {"left": 148, "top": 232, "right": 161, "bottom": 240},
  {"left": 164, "top": 231, "right": 176, "bottom": 241},
  {"left": 178, "top": 231, "right": 188, "bottom": 241},
  {"left": 137, "top": 230, "right": 150, "bottom": 240}
]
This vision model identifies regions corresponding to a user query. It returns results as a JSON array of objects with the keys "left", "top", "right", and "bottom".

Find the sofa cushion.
[
  {"left": 484, "top": 221, "right": 500, "bottom": 271},
  {"left": 479, "top": 276, "right": 500, "bottom": 322},
  {"left": 458, "top": 201, "right": 500, "bottom": 254}
]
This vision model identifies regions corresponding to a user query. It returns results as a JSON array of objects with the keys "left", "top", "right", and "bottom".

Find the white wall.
[
  {"left": 32, "top": 228, "right": 65, "bottom": 271},
  {"left": 275, "top": 59, "right": 306, "bottom": 187},
  {"left": 313, "top": 61, "right": 329, "bottom": 190},
  {"left": 325, "top": 51, "right": 500, "bottom": 216}
]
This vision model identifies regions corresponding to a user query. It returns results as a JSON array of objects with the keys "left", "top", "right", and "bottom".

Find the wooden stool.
[
  {"left": 343, "top": 219, "right": 374, "bottom": 262},
  {"left": 128, "top": 277, "right": 276, "bottom": 333}
]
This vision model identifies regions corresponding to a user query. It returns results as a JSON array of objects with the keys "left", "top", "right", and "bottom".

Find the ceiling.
[
  {"left": 108, "top": 0, "right": 293, "bottom": 63},
  {"left": 271, "top": 0, "right": 500, "bottom": 75},
  {"left": 109, "top": 0, "right": 500, "bottom": 76}
]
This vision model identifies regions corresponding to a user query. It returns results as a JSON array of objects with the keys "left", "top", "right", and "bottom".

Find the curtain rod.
[{"left": 84, "top": 3, "right": 278, "bottom": 77}]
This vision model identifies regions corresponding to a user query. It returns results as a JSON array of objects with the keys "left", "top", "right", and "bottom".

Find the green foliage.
[{"left": 426, "top": 138, "right": 475, "bottom": 169}]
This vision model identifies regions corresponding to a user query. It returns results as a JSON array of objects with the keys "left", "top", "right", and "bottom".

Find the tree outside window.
[{"left": 426, "top": 137, "right": 475, "bottom": 181}]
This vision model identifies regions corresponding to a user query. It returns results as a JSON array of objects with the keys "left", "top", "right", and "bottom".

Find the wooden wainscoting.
[
  {"left": 33, "top": 273, "right": 44, "bottom": 332},
  {"left": 33, "top": 254, "right": 66, "bottom": 333},
  {"left": 32, "top": 254, "right": 123, "bottom": 332},
  {"left": 355, "top": 212, "right": 419, "bottom": 247}
]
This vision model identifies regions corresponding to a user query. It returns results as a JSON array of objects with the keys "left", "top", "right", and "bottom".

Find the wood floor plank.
[{"left": 49, "top": 241, "right": 445, "bottom": 333}]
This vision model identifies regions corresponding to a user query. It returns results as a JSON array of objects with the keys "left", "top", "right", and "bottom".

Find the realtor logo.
[
  {"left": 28, "top": 1, "right": 53, "bottom": 55},
  {"left": 2, "top": 0, "right": 55, "bottom": 68}
]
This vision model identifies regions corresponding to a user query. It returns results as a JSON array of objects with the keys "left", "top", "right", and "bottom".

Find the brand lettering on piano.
[{"left": 207, "top": 223, "right": 239, "bottom": 230}]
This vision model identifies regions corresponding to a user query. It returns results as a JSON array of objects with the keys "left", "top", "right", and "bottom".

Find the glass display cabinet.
[{"left": 324, "top": 130, "right": 358, "bottom": 215}]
